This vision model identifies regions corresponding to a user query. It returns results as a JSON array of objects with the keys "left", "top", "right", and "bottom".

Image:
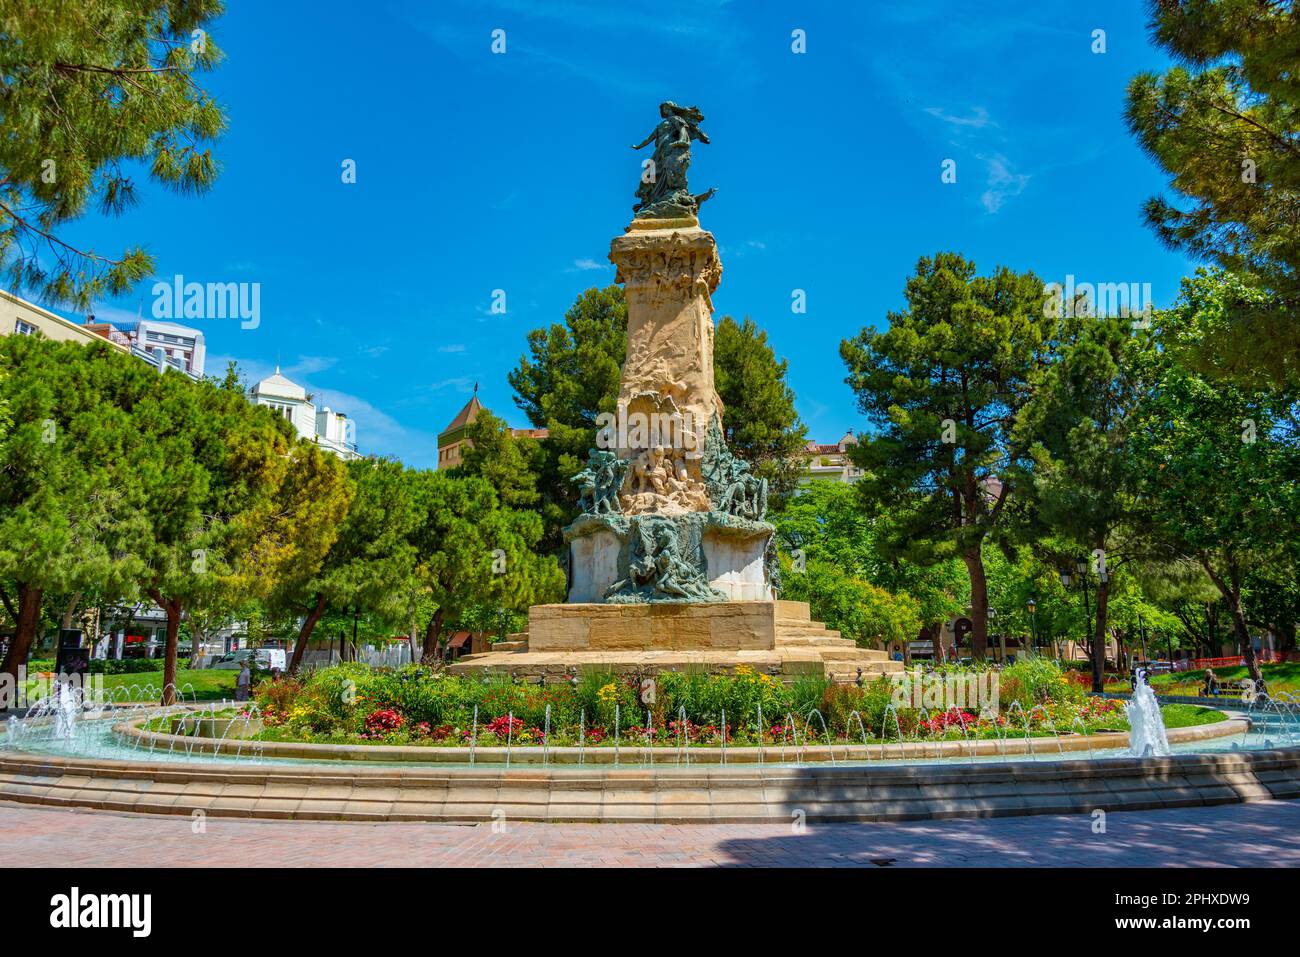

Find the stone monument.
[
  {"left": 567, "top": 101, "right": 774, "bottom": 606},
  {"left": 449, "top": 104, "right": 899, "bottom": 683}
]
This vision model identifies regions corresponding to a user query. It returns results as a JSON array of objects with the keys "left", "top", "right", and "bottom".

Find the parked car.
[{"left": 209, "top": 650, "right": 272, "bottom": 671}]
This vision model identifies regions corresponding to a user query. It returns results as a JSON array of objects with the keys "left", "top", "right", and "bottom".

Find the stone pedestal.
[
  {"left": 566, "top": 512, "right": 773, "bottom": 604},
  {"left": 529, "top": 602, "right": 776, "bottom": 652}
]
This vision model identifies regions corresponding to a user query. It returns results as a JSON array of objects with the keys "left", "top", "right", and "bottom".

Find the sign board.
[{"left": 264, "top": 649, "right": 287, "bottom": 672}]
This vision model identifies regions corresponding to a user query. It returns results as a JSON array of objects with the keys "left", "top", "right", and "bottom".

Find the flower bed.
[{"left": 243, "top": 660, "right": 1203, "bottom": 749}]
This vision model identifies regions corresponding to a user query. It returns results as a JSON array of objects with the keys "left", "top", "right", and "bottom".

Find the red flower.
[{"left": 363, "top": 708, "right": 404, "bottom": 735}]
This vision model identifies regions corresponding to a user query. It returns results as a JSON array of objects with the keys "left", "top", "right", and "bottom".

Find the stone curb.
[{"left": 1, "top": 723, "right": 1293, "bottom": 825}]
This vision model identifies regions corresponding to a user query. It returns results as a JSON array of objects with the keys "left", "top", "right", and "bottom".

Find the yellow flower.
[
  {"left": 597, "top": 682, "right": 617, "bottom": 703},
  {"left": 735, "top": 664, "right": 755, "bottom": 677}
]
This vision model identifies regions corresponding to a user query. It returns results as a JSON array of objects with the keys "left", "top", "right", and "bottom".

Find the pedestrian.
[{"left": 235, "top": 659, "right": 251, "bottom": 702}]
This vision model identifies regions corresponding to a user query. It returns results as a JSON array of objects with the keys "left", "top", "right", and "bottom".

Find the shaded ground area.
[{"left": 3, "top": 799, "right": 1298, "bottom": 867}]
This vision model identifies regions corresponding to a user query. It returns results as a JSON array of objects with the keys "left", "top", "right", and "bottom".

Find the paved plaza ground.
[{"left": 4, "top": 798, "right": 1299, "bottom": 867}]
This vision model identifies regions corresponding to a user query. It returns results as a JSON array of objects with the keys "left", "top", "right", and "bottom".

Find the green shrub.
[
  {"left": 789, "top": 673, "right": 831, "bottom": 720},
  {"left": 999, "top": 658, "right": 1082, "bottom": 711},
  {"left": 25, "top": 658, "right": 166, "bottom": 675}
]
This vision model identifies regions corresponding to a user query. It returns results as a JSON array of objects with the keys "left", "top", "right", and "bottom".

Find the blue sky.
[{"left": 49, "top": 0, "right": 1194, "bottom": 467}]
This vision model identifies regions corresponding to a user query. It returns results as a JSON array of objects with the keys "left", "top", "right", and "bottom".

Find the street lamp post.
[
  {"left": 1075, "top": 559, "right": 1103, "bottom": 692},
  {"left": 1027, "top": 598, "right": 1038, "bottom": 658},
  {"left": 1061, "top": 561, "right": 1102, "bottom": 692}
]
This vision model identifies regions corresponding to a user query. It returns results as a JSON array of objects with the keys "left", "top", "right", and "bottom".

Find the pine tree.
[
  {"left": 407, "top": 471, "right": 563, "bottom": 661},
  {"left": 1125, "top": 0, "right": 1300, "bottom": 385},
  {"left": 840, "top": 252, "right": 1049, "bottom": 659},
  {"left": 1015, "top": 313, "right": 1147, "bottom": 690},
  {"left": 0, "top": 0, "right": 226, "bottom": 307},
  {"left": 713, "top": 315, "right": 808, "bottom": 505},
  {"left": 0, "top": 336, "right": 143, "bottom": 686},
  {"left": 276, "top": 457, "right": 419, "bottom": 675}
]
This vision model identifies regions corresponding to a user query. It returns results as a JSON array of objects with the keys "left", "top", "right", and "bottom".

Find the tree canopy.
[
  {"left": 0, "top": 0, "right": 227, "bottom": 306},
  {"left": 1125, "top": 0, "right": 1300, "bottom": 386}
]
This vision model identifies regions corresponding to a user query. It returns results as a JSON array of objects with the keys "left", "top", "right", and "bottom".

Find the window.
[{"left": 14, "top": 318, "right": 37, "bottom": 336}]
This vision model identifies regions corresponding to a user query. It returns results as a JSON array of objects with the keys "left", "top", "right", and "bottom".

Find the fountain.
[{"left": 1126, "top": 668, "right": 1171, "bottom": 757}]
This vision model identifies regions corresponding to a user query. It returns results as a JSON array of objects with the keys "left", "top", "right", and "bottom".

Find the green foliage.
[
  {"left": 713, "top": 315, "right": 808, "bottom": 504},
  {"left": 508, "top": 285, "right": 627, "bottom": 551},
  {"left": 408, "top": 471, "right": 565, "bottom": 658},
  {"left": 455, "top": 409, "right": 544, "bottom": 509},
  {"left": 1127, "top": 270, "right": 1300, "bottom": 673},
  {"left": 772, "top": 479, "right": 962, "bottom": 634},
  {"left": 0, "top": 335, "right": 147, "bottom": 680},
  {"left": 274, "top": 455, "right": 418, "bottom": 671},
  {"left": 779, "top": 557, "right": 921, "bottom": 648},
  {"left": 998, "top": 657, "right": 1085, "bottom": 712},
  {"left": 0, "top": 0, "right": 228, "bottom": 306},
  {"left": 840, "top": 252, "right": 1050, "bottom": 655},
  {"left": 1125, "top": 0, "right": 1300, "bottom": 385}
]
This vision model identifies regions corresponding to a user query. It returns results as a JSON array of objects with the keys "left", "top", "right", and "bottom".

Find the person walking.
[{"left": 235, "top": 659, "right": 251, "bottom": 702}]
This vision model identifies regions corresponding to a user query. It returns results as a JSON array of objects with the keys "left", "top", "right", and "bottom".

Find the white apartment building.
[
  {"left": 83, "top": 316, "right": 206, "bottom": 378},
  {"left": 249, "top": 367, "right": 360, "bottom": 460}
]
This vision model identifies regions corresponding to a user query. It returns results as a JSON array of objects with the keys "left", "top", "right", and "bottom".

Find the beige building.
[
  {"left": 799, "top": 430, "right": 863, "bottom": 485},
  {"left": 0, "top": 289, "right": 130, "bottom": 353}
]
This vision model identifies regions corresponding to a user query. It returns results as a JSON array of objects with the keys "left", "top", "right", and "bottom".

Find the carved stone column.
[{"left": 608, "top": 221, "right": 723, "bottom": 516}]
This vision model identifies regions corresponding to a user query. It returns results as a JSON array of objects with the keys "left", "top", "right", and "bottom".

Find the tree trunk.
[
  {"left": 1201, "top": 562, "right": 1262, "bottom": 684},
  {"left": 60, "top": 591, "right": 81, "bottom": 630},
  {"left": 1230, "top": 601, "right": 1262, "bottom": 683},
  {"left": 962, "top": 548, "right": 989, "bottom": 659},
  {"left": 288, "top": 592, "right": 327, "bottom": 676},
  {"left": 1, "top": 583, "right": 43, "bottom": 693},
  {"left": 1091, "top": 575, "right": 1110, "bottom": 692},
  {"left": 147, "top": 588, "right": 183, "bottom": 706},
  {"left": 422, "top": 608, "right": 445, "bottom": 664}
]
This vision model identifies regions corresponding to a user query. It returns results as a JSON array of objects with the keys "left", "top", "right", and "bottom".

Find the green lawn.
[
  {"left": 93, "top": 668, "right": 238, "bottom": 702},
  {"left": 1103, "top": 662, "right": 1300, "bottom": 697},
  {"left": 1159, "top": 704, "right": 1227, "bottom": 729}
]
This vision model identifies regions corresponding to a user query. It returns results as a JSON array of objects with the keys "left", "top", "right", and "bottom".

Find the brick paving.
[{"left": 3, "top": 798, "right": 1298, "bottom": 867}]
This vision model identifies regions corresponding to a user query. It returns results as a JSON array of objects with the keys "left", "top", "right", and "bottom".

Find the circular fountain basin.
[
  {"left": 116, "top": 712, "right": 1247, "bottom": 765},
  {"left": 4, "top": 707, "right": 1297, "bottom": 824}
]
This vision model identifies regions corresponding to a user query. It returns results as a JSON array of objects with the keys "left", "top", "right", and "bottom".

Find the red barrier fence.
[{"left": 1188, "top": 652, "right": 1300, "bottom": 670}]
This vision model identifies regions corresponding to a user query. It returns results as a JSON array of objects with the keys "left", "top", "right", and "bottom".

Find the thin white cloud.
[
  {"left": 290, "top": 355, "right": 338, "bottom": 375},
  {"left": 428, "top": 376, "right": 476, "bottom": 392},
  {"left": 571, "top": 258, "right": 611, "bottom": 271},
  {"left": 924, "top": 106, "right": 992, "bottom": 129},
  {"left": 437, "top": 344, "right": 466, "bottom": 353},
  {"left": 979, "top": 153, "right": 1030, "bottom": 213}
]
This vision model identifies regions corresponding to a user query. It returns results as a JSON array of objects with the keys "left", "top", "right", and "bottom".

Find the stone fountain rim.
[{"left": 104, "top": 710, "right": 1250, "bottom": 767}]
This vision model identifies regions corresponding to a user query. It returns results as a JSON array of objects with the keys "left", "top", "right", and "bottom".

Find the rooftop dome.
[{"left": 251, "top": 367, "right": 307, "bottom": 401}]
